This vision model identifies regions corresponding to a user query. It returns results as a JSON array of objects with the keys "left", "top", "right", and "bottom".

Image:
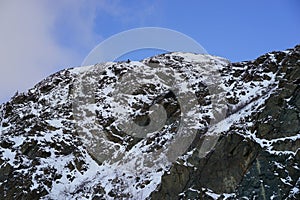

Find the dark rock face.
[
  {"left": 0, "top": 46, "right": 299, "bottom": 199},
  {"left": 234, "top": 46, "right": 300, "bottom": 200},
  {"left": 151, "top": 134, "right": 260, "bottom": 199},
  {"left": 151, "top": 45, "right": 300, "bottom": 200}
]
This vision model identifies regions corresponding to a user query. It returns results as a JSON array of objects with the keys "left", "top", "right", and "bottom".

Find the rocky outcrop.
[
  {"left": 151, "top": 45, "right": 300, "bottom": 199},
  {"left": 0, "top": 45, "right": 299, "bottom": 199}
]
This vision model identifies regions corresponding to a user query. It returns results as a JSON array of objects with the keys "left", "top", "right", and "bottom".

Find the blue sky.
[{"left": 0, "top": 0, "right": 299, "bottom": 103}]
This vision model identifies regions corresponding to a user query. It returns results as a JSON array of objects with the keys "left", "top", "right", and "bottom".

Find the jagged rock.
[{"left": 0, "top": 45, "right": 299, "bottom": 199}]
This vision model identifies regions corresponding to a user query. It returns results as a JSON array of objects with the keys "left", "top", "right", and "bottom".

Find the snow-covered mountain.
[{"left": 0, "top": 45, "right": 299, "bottom": 199}]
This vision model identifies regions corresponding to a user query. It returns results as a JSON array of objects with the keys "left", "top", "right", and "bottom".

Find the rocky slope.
[{"left": 0, "top": 45, "right": 299, "bottom": 199}]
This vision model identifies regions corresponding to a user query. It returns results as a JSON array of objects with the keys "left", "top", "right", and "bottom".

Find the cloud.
[
  {"left": 0, "top": 0, "right": 161, "bottom": 103},
  {"left": 0, "top": 0, "right": 107, "bottom": 103}
]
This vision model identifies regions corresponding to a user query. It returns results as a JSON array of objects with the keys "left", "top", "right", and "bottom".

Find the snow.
[
  {"left": 0, "top": 50, "right": 299, "bottom": 199},
  {"left": 64, "top": 52, "right": 235, "bottom": 198},
  {"left": 46, "top": 119, "right": 64, "bottom": 128},
  {"left": 280, "top": 177, "right": 293, "bottom": 186},
  {"left": 289, "top": 178, "right": 300, "bottom": 198},
  {"left": 1, "top": 148, "right": 16, "bottom": 166},
  {"left": 268, "top": 53, "right": 277, "bottom": 63},
  {"left": 70, "top": 64, "right": 96, "bottom": 75},
  {"left": 11, "top": 136, "right": 26, "bottom": 148},
  {"left": 204, "top": 75, "right": 277, "bottom": 138},
  {"left": 244, "top": 130, "right": 300, "bottom": 156},
  {"left": 203, "top": 188, "right": 236, "bottom": 199},
  {"left": 171, "top": 52, "right": 230, "bottom": 67}
]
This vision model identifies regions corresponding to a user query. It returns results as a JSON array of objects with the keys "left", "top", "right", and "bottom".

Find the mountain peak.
[{"left": 0, "top": 45, "right": 299, "bottom": 199}]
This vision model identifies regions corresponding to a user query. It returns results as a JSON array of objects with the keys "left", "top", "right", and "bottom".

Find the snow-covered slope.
[{"left": 0, "top": 45, "right": 299, "bottom": 199}]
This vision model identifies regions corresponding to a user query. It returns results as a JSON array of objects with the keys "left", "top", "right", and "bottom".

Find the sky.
[{"left": 0, "top": 0, "right": 299, "bottom": 103}]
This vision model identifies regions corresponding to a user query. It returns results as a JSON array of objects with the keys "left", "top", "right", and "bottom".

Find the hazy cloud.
[
  {"left": 0, "top": 0, "right": 160, "bottom": 103},
  {"left": 0, "top": 1, "right": 78, "bottom": 102}
]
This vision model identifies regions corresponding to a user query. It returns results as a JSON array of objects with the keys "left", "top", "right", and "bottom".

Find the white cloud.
[
  {"left": 0, "top": 0, "right": 100, "bottom": 102},
  {"left": 0, "top": 0, "right": 161, "bottom": 103}
]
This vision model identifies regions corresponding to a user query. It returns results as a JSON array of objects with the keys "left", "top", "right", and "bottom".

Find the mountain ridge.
[{"left": 0, "top": 45, "right": 299, "bottom": 199}]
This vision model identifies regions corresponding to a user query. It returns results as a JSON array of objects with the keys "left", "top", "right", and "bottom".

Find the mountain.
[{"left": 0, "top": 45, "right": 299, "bottom": 199}]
